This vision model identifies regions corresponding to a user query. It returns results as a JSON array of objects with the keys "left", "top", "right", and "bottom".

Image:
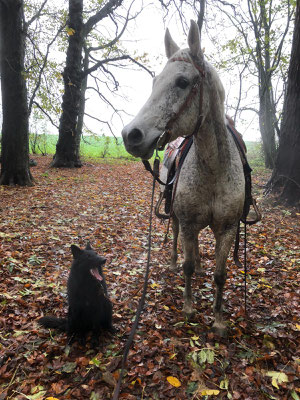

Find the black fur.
[{"left": 38, "top": 243, "right": 114, "bottom": 343}]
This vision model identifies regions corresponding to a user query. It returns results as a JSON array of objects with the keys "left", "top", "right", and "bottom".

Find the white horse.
[{"left": 121, "top": 21, "right": 245, "bottom": 336}]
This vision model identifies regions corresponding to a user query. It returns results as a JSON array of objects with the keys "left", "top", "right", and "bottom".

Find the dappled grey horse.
[{"left": 121, "top": 21, "right": 245, "bottom": 336}]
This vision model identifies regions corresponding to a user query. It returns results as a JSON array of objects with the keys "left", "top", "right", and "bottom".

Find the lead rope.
[
  {"left": 234, "top": 221, "right": 248, "bottom": 314},
  {"left": 112, "top": 158, "right": 157, "bottom": 400},
  {"left": 244, "top": 222, "right": 247, "bottom": 314}
]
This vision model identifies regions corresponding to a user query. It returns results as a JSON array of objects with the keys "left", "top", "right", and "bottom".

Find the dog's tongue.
[{"left": 90, "top": 268, "right": 103, "bottom": 281}]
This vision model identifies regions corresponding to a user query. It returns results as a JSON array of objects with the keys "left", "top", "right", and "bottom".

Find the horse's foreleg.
[
  {"left": 181, "top": 231, "right": 197, "bottom": 317},
  {"left": 212, "top": 224, "right": 237, "bottom": 336},
  {"left": 170, "top": 215, "right": 179, "bottom": 270}
]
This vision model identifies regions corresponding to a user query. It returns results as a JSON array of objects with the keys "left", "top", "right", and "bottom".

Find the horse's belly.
[
  {"left": 173, "top": 176, "right": 244, "bottom": 229},
  {"left": 173, "top": 187, "right": 213, "bottom": 229}
]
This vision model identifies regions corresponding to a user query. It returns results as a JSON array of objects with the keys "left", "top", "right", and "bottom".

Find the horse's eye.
[{"left": 176, "top": 77, "right": 189, "bottom": 89}]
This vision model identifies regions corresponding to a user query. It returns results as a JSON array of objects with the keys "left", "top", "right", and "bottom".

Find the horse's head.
[{"left": 122, "top": 20, "right": 213, "bottom": 160}]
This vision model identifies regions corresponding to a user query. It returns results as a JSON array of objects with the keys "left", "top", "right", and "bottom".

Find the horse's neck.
[{"left": 194, "top": 118, "right": 232, "bottom": 174}]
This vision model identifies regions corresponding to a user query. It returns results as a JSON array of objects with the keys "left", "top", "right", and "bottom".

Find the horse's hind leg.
[
  {"left": 212, "top": 223, "right": 237, "bottom": 336},
  {"left": 170, "top": 215, "right": 179, "bottom": 270},
  {"left": 193, "top": 236, "right": 202, "bottom": 274},
  {"left": 181, "top": 229, "right": 197, "bottom": 317}
]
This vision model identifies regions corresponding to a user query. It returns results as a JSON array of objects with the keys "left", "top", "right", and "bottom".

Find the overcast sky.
[{"left": 84, "top": 2, "right": 261, "bottom": 141}]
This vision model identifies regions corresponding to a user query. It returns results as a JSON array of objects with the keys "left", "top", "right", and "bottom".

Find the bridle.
[
  {"left": 144, "top": 55, "right": 206, "bottom": 185},
  {"left": 157, "top": 55, "right": 206, "bottom": 151}
]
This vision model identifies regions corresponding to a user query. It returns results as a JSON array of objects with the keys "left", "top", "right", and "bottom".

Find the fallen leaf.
[
  {"left": 201, "top": 389, "right": 220, "bottom": 395},
  {"left": 167, "top": 376, "right": 181, "bottom": 387},
  {"left": 265, "top": 371, "right": 289, "bottom": 389}
]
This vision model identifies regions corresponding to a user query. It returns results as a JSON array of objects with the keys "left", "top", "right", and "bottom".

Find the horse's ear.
[
  {"left": 188, "top": 20, "right": 203, "bottom": 61},
  {"left": 165, "top": 28, "right": 180, "bottom": 59}
]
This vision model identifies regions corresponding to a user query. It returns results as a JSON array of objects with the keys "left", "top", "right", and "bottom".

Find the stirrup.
[
  {"left": 155, "top": 192, "right": 171, "bottom": 220},
  {"left": 243, "top": 198, "right": 262, "bottom": 225}
]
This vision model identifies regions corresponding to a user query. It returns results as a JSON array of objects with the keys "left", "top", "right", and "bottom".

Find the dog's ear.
[
  {"left": 71, "top": 244, "right": 82, "bottom": 259},
  {"left": 85, "top": 241, "right": 92, "bottom": 250},
  {"left": 100, "top": 256, "right": 106, "bottom": 265}
]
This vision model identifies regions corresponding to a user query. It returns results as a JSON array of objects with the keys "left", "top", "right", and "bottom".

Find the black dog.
[{"left": 39, "top": 243, "right": 114, "bottom": 343}]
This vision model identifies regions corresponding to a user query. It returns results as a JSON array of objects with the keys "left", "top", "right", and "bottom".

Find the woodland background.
[{"left": 0, "top": 0, "right": 300, "bottom": 399}]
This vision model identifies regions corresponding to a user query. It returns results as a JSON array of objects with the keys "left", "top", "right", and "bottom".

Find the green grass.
[
  {"left": 29, "top": 133, "right": 264, "bottom": 166},
  {"left": 245, "top": 141, "right": 265, "bottom": 171},
  {"left": 29, "top": 134, "right": 137, "bottom": 161}
]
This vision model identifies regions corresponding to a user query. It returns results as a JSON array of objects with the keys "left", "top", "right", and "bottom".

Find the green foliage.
[
  {"left": 24, "top": 0, "right": 66, "bottom": 126},
  {"left": 245, "top": 141, "right": 265, "bottom": 170}
]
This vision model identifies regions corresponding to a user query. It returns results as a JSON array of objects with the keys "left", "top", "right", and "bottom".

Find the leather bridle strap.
[
  {"left": 171, "top": 56, "right": 206, "bottom": 76},
  {"left": 143, "top": 56, "right": 205, "bottom": 187},
  {"left": 164, "top": 56, "right": 206, "bottom": 139}
]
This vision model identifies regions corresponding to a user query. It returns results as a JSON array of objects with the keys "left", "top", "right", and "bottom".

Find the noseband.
[{"left": 157, "top": 56, "right": 206, "bottom": 150}]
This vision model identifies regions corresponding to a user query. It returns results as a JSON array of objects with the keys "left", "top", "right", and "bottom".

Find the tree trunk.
[
  {"left": 77, "top": 51, "right": 89, "bottom": 138},
  {"left": 0, "top": 0, "right": 33, "bottom": 186},
  {"left": 268, "top": 0, "right": 300, "bottom": 206},
  {"left": 51, "top": 0, "right": 83, "bottom": 168},
  {"left": 258, "top": 85, "right": 277, "bottom": 169},
  {"left": 257, "top": 0, "right": 277, "bottom": 170}
]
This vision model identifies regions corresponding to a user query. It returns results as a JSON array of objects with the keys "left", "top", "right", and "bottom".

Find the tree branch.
[
  {"left": 84, "top": 0, "right": 123, "bottom": 36},
  {"left": 28, "top": 24, "right": 65, "bottom": 116},
  {"left": 83, "top": 55, "right": 154, "bottom": 78},
  {"left": 197, "top": 0, "right": 206, "bottom": 37},
  {"left": 87, "top": 0, "right": 136, "bottom": 54},
  {"left": 33, "top": 101, "right": 59, "bottom": 129},
  {"left": 24, "top": 0, "right": 48, "bottom": 31},
  {"left": 84, "top": 112, "right": 117, "bottom": 139}
]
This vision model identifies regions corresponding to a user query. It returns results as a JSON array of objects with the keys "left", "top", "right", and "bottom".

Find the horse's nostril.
[{"left": 127, "top": 128, "right": 143, "bottom": 145}]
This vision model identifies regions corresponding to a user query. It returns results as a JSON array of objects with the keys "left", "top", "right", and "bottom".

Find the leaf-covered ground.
[{"left": 0, "top": 155, "right": 299, "bottom": 400}]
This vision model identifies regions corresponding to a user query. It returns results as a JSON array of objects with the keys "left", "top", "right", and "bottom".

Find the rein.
[
  {"left": 112, "top": 171, "right": 156, "bottom": 400},
  {"left": 144, "top": 55, "right": 206, "bottom": 186}
]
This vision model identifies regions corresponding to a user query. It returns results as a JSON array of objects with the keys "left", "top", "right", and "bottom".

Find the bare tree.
[
  {"left": 267, "top": 0, "right": 300, "bottom": 205},
  {"left": 210, "top": 0, "right": 294, "bottom": 169},
  {"left": 0, "top": 0, "right": 66, "bottom": 185},
  {"left": 51, "top": 0, "right": 151, "bottom": 168}
]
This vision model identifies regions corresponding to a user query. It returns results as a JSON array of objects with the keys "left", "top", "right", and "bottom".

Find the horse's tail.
[{"left": 38, "top": 316, "right": 67, "bottom": 331}]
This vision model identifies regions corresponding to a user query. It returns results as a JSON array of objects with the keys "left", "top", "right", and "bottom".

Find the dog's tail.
[{"left": 38, "top": 316, "right": 67, "bottom": 331}]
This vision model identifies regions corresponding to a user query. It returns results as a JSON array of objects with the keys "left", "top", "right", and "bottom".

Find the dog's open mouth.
[{"left": 90, "top": 267, "right": 103, "bottom": 281}]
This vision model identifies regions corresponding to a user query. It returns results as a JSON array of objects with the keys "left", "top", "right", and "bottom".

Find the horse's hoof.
[
  {"left": 211, "top": 322, "right": 227, "bottom": 337},
  {"left": 183, "top": 304, "right": 196, "bottom": 318}
]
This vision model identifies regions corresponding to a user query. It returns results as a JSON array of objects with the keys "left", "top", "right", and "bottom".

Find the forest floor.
[{"left": 0, "top": 155, "right": 299, "bottom": 400}]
